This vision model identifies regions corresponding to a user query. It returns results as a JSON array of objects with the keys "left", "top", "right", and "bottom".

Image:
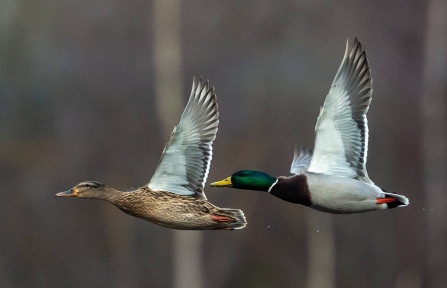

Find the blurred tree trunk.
[
  {"left": 153, "top": 1, "right": 204, "bottom": 288},
  {"left": 421, "top": 0, "right": 447, "bottom": 287},
  {"left": 306, "top": 212, "right": 335, "bottom": 288}
]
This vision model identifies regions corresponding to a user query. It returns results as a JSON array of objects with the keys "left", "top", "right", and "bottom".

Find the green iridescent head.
[{"left": 211, "top": 170, "right": 277, "bottom": 192}]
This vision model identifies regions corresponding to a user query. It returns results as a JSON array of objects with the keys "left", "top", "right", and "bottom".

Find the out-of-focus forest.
[{"left": 1, "top": 0, "right": 446, "bottom": 287}]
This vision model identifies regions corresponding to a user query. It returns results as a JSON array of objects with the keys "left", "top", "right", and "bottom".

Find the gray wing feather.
[
  {"left": 148, "top": 77, "right": 219, "bottom": 198},
  {"left": 290, "top": 145, "right": 313, "bottom": 175},
  {"left": 308, "top": 38, "right": 373, "bottom": 184}
]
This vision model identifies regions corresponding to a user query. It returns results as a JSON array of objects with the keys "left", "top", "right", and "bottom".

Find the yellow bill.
[{"left": 210, "top": 177, "right": 232, "bottom": 187}]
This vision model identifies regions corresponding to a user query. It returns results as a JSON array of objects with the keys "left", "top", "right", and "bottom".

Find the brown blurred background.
[{"left": 1, "top": 0, "right": 446, "bottom": 287}]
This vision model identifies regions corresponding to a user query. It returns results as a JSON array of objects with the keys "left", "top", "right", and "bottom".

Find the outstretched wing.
[
  {"left": 307, "top": 38, "right": 373, "bottom": 184},
  {"left": 148, "top": 77, "right": 219, "bottom": 199},
  {"left": 290, "top": 145, "right": 313, "bottom": 175}
]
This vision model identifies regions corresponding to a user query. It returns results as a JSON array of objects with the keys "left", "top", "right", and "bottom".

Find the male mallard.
[
  {"left": 211, "top": 38, "right": 409, "bottom": 214},
  {"left": 56, "top": 78, "right": 246, "bottom": 229}
]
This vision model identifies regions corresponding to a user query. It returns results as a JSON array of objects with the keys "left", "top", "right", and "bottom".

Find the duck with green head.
[{"left": 211, "top": 38, "right": 409, "bottom": 214}]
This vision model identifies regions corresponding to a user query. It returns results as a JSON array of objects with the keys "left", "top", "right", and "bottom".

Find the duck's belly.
[
  {"left": 304, "top": 172, "right": 384, "bottom": 214},
  {"left": 115, "top": 193, "right": 225, "bottom": 230},
  {"left": 121, "top": 202, "right": 215, "bottom": 230}
]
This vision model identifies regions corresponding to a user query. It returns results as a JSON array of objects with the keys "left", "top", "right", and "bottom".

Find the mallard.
[
  {"left": 211, "top": 38, "right": 409, "bottom": 214},
  {"left": 56, "top": 78, "right": 246, "bottom": 230}
]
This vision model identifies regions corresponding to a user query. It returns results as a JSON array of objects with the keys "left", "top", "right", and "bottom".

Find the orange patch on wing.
[
  {"left": 211, "top": 214, "right": 236, "bottom": 223},
  {"left": 376, "top": 197, "right": 396, "bottom": 204}
]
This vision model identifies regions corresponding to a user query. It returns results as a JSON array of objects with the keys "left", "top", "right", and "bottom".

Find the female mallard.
[
  {"left": 211, "top": 38, "right": 409, "bottom": 214},
  {"left": 56, "top": 78, "right": 246, "bottom": 230}
]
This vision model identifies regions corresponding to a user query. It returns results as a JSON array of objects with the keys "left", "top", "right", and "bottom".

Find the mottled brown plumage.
[
  {"left": 57, "top": 182, "right": 246, "bottom": 230},
  {"left": 56, "top": 77, "right": 246, "bottom": 230}
]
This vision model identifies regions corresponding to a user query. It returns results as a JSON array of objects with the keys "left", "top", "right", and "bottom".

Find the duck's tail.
[
  {"left": 377, "top": 192, "right": 410, "bottom": 209},
  {"left": 211, "top": 208, "right": 247, "bottom": 230}
]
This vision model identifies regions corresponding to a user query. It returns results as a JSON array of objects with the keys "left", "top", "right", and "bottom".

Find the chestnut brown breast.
[{"left": 269, "top": 174, "right": 312, "bottom": 206}]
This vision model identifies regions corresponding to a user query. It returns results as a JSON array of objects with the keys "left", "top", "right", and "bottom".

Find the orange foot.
[
  {"left": 211, "top": 214, "right": 236, "bottom": 223},
  {"left": 376, "top": 197, "right": 396, "bottom": 204}
]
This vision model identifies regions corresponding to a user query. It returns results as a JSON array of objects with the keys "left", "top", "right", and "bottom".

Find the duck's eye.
[{"left": 84, "top": 184, "right": 90, "bottom": 187}]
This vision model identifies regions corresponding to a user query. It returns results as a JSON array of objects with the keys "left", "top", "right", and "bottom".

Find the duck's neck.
[
  {"left": 235, "top": 174, "right": 278, "bottom": 192},
  {"left": 261, "top": 177, "right": 278, "bottom": 193},
  {"left": 87, "top": 187, "right": 125, "bottom": 203}
]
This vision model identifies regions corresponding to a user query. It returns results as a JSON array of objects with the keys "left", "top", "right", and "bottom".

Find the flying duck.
[
  {"left": 211, "top": 38, "right": 409, "bottom": 214},
  {"left": 56, "top": 78, "right": 246, "bottom": 229}
]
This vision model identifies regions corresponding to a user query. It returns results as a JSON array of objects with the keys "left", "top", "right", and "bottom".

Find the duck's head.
[
  {"left": 56, "top": 181, "right": 107, "bottom": 198},
  {"left": 210, "top": 170, "right": 277, "bottom": 192}
]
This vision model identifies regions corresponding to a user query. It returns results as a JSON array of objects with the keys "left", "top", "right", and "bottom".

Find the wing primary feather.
[
  {"left": 308, "top": 38, "right": 374, "bottom": 183},
  {"left": 148, "top": 77, "right": 219, "bottom": 198}
]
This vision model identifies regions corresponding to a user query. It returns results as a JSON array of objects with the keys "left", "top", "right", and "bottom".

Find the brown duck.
[{"left": 56, "top": 78, "right": 246, "bottom": 230}]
